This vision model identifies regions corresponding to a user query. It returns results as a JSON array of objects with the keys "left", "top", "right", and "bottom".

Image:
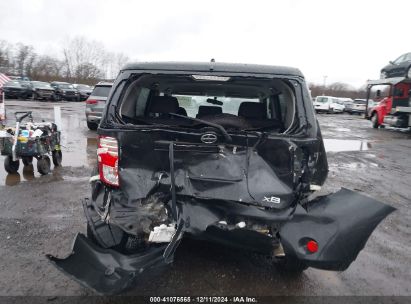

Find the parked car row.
[
  {"left": 313, "top": 96, "right": 345, "bottom": 113},
  {"left": 312, "top": 96, "right": 375, "bottom": 115},
  {"left": 1, "top": 79, "right": 93, "bottom": 102}
]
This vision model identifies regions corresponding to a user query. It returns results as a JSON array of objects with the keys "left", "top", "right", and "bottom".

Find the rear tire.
[
  {"left": 52, "top": 150, "right": 62, "bottom": 166},
  {"left": 87, "top": 121, "right": 98, "bottom": 130},
  {"left": 53, "top": 94, "right": 61, "bottom": 102},
  {"left": 22, "top": 156, "right": 33, "bottom": 166},
  {"left": 371, "top": 112, "right": 379, "bottom": 128},
  {"left": 4, "top": 156, "right": 20, "bottom": 174},
  {"left": 37, "top": 156, "right": 51, "bottom": 175},
  {"left": 274, "top": 256, "right": 308, "bottom": 274}
]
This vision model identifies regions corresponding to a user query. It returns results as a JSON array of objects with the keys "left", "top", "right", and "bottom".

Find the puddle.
[
  {"left": 324, "top": 139, "right": 371, "bottom": 153},
  {"left": 335, "top": 128, "right": 351, "bottom": 132}
]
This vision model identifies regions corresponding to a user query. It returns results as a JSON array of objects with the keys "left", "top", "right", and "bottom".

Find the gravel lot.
[{"left": 0, "top": 100, "right": 410, "bottom": 298}]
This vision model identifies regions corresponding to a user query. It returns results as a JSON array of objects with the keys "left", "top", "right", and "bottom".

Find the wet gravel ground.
[{"left": 0, "top": 100, "right": 410, "bottom": 297}]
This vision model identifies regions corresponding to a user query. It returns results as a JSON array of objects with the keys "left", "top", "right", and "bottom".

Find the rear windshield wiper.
[{"left": 169, "top": 113, "right": 232, "bottom": 142}]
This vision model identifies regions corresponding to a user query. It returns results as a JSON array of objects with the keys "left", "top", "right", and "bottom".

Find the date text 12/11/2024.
[{"left": 149, "top": 296, "right": 258, "bottom": 303}]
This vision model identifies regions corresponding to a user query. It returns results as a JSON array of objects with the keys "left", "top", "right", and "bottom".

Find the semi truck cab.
[{"left": 366, "top": 78, "right": 411, "bottom": 129}]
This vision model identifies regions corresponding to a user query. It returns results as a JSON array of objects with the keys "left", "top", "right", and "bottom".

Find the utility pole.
[{"left": 322, "top": 75, "right": 328, "bottom": 95}]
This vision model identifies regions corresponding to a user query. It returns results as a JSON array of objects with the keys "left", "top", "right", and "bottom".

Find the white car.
[{"left": 313, "top": 96, "right": 345, "bottom": 113}]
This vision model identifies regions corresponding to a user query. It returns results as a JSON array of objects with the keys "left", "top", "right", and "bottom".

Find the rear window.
[
  {"left": 91, "top": 86, "right": 111, "bottom": 97},
  {"left": 173, "top": 95, "right": 261, "bottom": 118},
  {"left": 316, "top": 97, "right": 328, "bottom": 103},
  {"left": 5, "top": 81, "right": 22, "bottom": 88},
  {"left": 118, "top": 74, "right": 298, "bottom": 133}
]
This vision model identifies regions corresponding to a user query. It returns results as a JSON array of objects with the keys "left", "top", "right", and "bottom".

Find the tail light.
[
  {"left": 97, "top": 136, "right": 119, "bottom": 187},
  {"left": 86, "top": 99, "right": 98, "bottom": 104}
]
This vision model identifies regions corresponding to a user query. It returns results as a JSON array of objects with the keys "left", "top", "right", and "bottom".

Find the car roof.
[
  {"left": 95, "top": 81, "right": 113, "bottom": 86},
  {"left": 121, "top": 61, "right": 304, "bottom": 77}
]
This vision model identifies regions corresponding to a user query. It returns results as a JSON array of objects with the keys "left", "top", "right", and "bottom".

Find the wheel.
[
  {"left": 274, "top": 255, "right": 308, "bottom": 274},
  {"left": 53, "top": 94, "right": 61, "bottom": 102},
  {"left": 87, "top": 121, "right": 98, "bottom": 130},
  {"left": 22, "top": 156, "right": 33, "bottom": 166},
  {"left": 37, "top": 156, "right": 51, "bottom": 175},
  {"left": 52, "top": 150, "right": 62, "bottom": 166},
  {"left": 371, "top": 112, "right": 379, "bottom": 129},
  {"left": 4, "top": 156, "right": 20, "bottom": 174},
  {"left": 19, "top": 93, "right": 27, "bottom": 100}
]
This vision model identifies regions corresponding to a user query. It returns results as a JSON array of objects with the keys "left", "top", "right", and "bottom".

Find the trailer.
[
  {"left": 365, "top": 77, "right": 411, "bottom": 129},
  {"left": 0, "top": 111, "right": 62, "bottom": 175}
]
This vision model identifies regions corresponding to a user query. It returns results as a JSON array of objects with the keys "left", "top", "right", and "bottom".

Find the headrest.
[
  {"left": 196, "top": 105, "right": 222, "bottom": 118},
  {"left": 149, "top": 96, "right": 179, "bottom": 114},
  {"left": 176, "top": 107, "right": 188, "bottom": 116},
  {"left": 238, "top": 102, "right": 266, "bottom": 119}
]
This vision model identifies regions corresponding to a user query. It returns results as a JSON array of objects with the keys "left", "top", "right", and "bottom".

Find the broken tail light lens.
[
  {"left": 98, "top": 136, "right": 119, "bottom": 187},
  {"left": 86, "top": 99, "right": 98, "bottom": 104}
]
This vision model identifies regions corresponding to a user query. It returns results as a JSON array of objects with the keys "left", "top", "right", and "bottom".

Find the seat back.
[
  {"left": 196, "top": 105, "right": 223, "bottom": 118},
  {"left": 148, "top": 96, "right": 179, "bottom": 115},
  {"left": 238, "top": 102, "right": 266, "bottom": 119}
]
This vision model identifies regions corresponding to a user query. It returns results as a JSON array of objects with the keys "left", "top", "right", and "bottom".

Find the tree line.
[
  {"left": 1, "top": 38, "right": 368, "bottom": 96},
  {"left": 0, "top": 37, "right": 129, "bottom": 85},
  {"left": 309, "top": 82, "right": 367, "bottom": 100}
]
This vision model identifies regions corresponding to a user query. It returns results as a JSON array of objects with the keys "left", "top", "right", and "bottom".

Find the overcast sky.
[{"left": 1, "top": 0, "right": 410, "bottom": 87}]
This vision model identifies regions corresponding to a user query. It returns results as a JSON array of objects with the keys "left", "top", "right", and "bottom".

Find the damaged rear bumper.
[
  {"left": 47, "top": 234, "right": 169, "bottom": 295},
  {"left": 47, "top": 188, "right": 394, "bottom": 294},
  {"left": 279, "top": 188, "right": 395, "bottom": 270}
]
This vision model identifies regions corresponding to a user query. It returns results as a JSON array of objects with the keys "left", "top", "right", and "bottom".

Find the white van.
[{"left": 313, "top": 96, "right": 345, "bottom": 113}]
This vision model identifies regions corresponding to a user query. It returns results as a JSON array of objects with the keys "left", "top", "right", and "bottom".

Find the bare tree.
[
  {"left": 309, "top": 82, "right": 367, "bottom": 99},
  {"left": 14, "top": 43, "right": 36, "bottom": 76},
  {"left": 0, "top": 40, "right": 13, "bottom": 74},
  {"left": 1, "top": 37, "right": 128, "bottom": 84},
  {"left": 31, "top": 55, "right": 65, "bottom": 82},
  {"left": 62, "top": 36, "right": 106, "bottom": 83}
]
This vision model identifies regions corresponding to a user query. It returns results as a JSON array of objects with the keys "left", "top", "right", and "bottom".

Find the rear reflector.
[
  {"left": 306, "top": 240, "right": 318, "bottom": 253},
  {"left": 86, "top": 99, "right": 98, "bottom": 104}
]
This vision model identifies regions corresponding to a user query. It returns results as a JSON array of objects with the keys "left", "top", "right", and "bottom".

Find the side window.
[
  {"left": 405, "top": 53, "right": 411, "bottom": 62},
  {"left": 278, "top": 94, "right": 287, "bottom": 121},
  {"left": 394, "top": 55, "right": 405, "bottom": 64},
  {"left": 135, "top": 87, "right": 150, "bottom": 116}
]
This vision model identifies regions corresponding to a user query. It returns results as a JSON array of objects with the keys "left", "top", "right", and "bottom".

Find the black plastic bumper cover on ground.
[
  {"left": 279, "top": 188, "right": 396, "bottom": 270},
  {"left": 47, "top": 234, "right": 169, "bottom": 294}
]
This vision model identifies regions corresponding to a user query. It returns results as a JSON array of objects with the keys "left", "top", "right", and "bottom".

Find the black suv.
[
  {"left": 2, "top": 80, "right": 32, "bottom": 99},
  {"left": 50, "top": 82, "right": 79, "bottom": 101},
  {"left": 49, "top": 62, "right": 395, "bottom": 294}
]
